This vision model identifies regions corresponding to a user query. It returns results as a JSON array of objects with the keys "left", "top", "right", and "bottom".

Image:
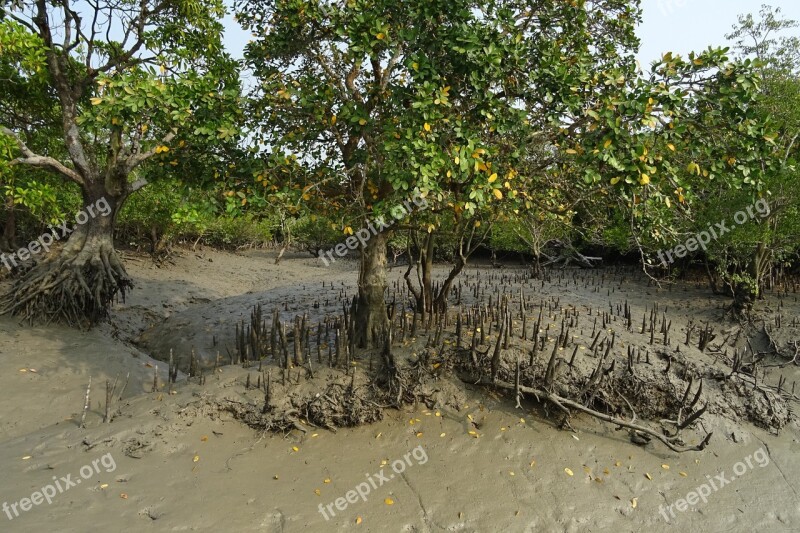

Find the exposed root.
[
  {"left": 484, "top": 378, "right": 712, "bottom": 453},
  {"left": 0, "top": 237, "right": 131, "bottom": 327}
]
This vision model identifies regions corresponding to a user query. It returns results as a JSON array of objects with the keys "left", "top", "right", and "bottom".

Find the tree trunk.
[
  {"left": 0, "top": 186, "right": 131, "bottom": 327},
  {"left": 1, "top": 192, "right": 16, "bottom": 252},
  {"left": 433, "top": 255, "right": 466, "bottom": 314},
  {"left": 353, "top": 230, "right": 390, "bottom": 349}
]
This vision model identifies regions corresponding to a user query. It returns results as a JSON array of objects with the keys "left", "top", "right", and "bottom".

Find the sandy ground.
[{"left": 0, "top": 247, "right": 798, "bottom": 532}]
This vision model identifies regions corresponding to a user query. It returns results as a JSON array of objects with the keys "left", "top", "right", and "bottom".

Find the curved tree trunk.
[
  {"left": 0, "top": 186, "right": 131, "bottom": 327},
  {"left": 433, "top": 255, "right": 465, "bottom": 314},
  {"left": 353, "top": 230, "right": 390, "bottom": 349}
]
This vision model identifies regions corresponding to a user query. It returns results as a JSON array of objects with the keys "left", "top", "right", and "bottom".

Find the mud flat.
[{"left": 0, "top": 248, "right": 798, "bottom": 532}]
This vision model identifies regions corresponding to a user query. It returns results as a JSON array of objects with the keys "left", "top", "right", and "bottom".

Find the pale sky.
[{"left": 221, "top": 1, "right": 800, "bottom": 66}]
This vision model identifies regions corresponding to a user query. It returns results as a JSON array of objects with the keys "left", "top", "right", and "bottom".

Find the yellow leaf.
[
  {"left": 356, "top": 516, "right": 363, "bottom": 524},
  {"left": 90, "top": 97, "right": 102, "bottom": 106},
  {"left": 193, "top": 455, "right": 200, "bottom": 463},
  {"left": 639, "top": 174, "right": 650, "bottom": 185},
  {"left": 454, "top": 156, "right": 460, "bottom": 165},
  {"left": 376, "top": 32, "right": 385, "bottom": 40},
  {"left": 424, "top": 122, "right": 431, "bottom": 132},
  {"left": 331, "top": 115, "right": 337, "bottom": 125},
  {"left": 645, "top": 473, "right": 652, "bottom": 480},
  {"left": 662, "top": 464, "right": 670, "bottom": 470},
  {"left": 631, "top": 498, "right": 638, "bottom": 508},
  {"left": 488, "top": 173, "right": 498, "bottom": 183},
  {"left": 604, "top": 139, "right": 612, "bottom": 149},
  {"left": 610, "top": 177, "right": 621, "bottom": 185},
  {"left": 565, "top": 149, "right": 578, "bottom": 154},
  {"left": 344, "top": 227, "right": 354, "bottom": 236},
  {"left": 358, "top": 118, "right": 367, "bottom": 126},
  {"left": 565, "top": 468, "right": 574, "bottom": 476},
  {"left": 493, "top": 189, "right": 503, "bottom": 200},
  {"left": 314, "top": 489, "right": 321, "bottom": 496},
  {"left": 667, "top": 143, "right": 676, "bottom": 151},
  {"left": 384, "top": 498, "right": 394, "bottom": 505},
  {"left": 292, "top": 446, "right": 299, "bottom": 452}
]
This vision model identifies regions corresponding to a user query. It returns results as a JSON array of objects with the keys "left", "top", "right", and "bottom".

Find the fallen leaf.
[
  {"left": 193, "top": 455, "right": 200, "bottom": 463},
  {"left": 200, "top": 436, "right": 208, "bottom": 442},
  {"left": 100, "top": 484, "right": 108, "bottom": 489},
  {"left": 314, "top": 489, "right": 321, "bottom": 496},
  {"left": 662, "top": 464, "right": 670, "bottom": 470},
  {"left": 645, "top": 473, "right": 652, "bottom": 480},
  {"left": 384, "top": 497, "right": 394, "bottom": 505},
  {"left": 356, "top": 516, "right": 362, "bottom": 524},
  {"left": 120, "top": 493, "right": 128, "bottom": 499},
  {"left": 440, "top": 433, "right": 446, "bottom": 437},
  {"left": 631, "top": 498, "right": 638, "bottom": 509},
  {"left": 680, "top": 472, "right": 688, "bottom": 477},
  {"left": 565, "top": 468, "right": 574, "bottom": 476},
  {"left": 22, "top": 456, "right": 31, "bottom": 460},
  {"left": 324, "top": 478, "right": 331, "bottom": 484},
  {"left": 292, "top": 446, "right": 299, "bottom": 452}
]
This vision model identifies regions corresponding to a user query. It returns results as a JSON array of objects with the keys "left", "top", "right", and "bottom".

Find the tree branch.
[{"left": 1, "top": 126, "right": 84, "bottom": 185}]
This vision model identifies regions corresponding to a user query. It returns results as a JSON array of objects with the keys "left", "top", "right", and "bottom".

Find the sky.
[{"left": 220, "top": 1, "right": 800, "bottom": 64}]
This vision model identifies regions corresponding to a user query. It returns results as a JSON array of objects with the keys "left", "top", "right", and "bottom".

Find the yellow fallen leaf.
[
  {"left": 509, "top": 471, "right": 515, "bottom": 476},
  {"left": 631, "top": 498, "right": 638, "bottom": 508},
  {"left": 193, "top": 455, "right": 200, "bottom": 463},
  {"left": 680, "top": 472, "right": 688, "bottom": 477},
  {"left": 416, "top": 432, "right": 423, "bottom": 438},
  {"left": 645, "top": 473, "right": 652, "bottom": 480},
  {"left": 565, "top": 468, "right": 574, "bottom": 476},
  {"left": 662, "top": 464, "right": 670, "bottom": 470},
  {"left": 493, "top": 189, "right": 503, "bottom": 200},
  {"left": 120, "top": 493, "right": 128, "bottom": 499},
  {"left": 440, "top": 433, "right": 446, "bottom": 437},
  {"left": 22, "top": 456, "right": 31, "bottom": 460},
  {"left": 200, "top": 436, "right": 208, "bottom": 442},
  {"left": 384, "top": 497, "right": 394, "bottom": 505},
  {"left": 292, "top": 446, "right": 299, "bottom": 452},
  {"left": 356, "top": 516, "right": 362, "bottom": 524},
  {"left": 314, "top": 489, "right": 321, "bottom": 496},
  {"left": 324, "top": 478, "right": 331, "bottom": 483},
  {"left": 529, "top": 459, "right": 536, "bottom": 467},
  {"left": 100, "top": 484, "right": 109, "bottom": 489},
  {"left": 423, "top": 122, "right": 431, "bottom": 132},
  {"left": 311, "top": 433, "right": 319, "bottom": 438}
]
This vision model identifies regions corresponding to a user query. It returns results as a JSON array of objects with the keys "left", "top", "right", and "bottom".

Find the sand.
[{"left": 0, "top": 247, "right": 798, "bottom": 532}]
